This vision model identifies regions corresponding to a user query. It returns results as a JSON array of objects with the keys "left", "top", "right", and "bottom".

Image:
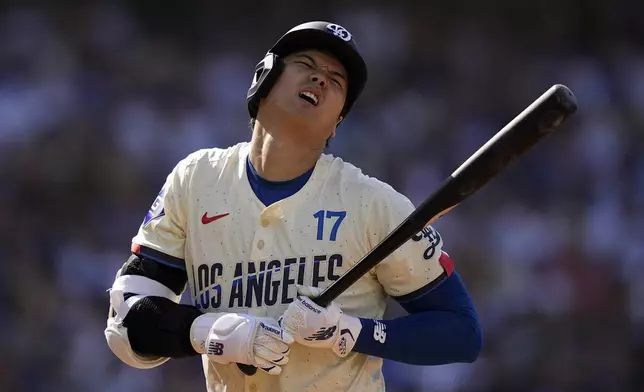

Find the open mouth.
[{"left": 298, "top": 91, "right": 319, "bottom": 106}]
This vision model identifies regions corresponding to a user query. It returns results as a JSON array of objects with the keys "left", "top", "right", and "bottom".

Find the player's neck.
[{"left": 249, "top": 126, "right": 321, "bottom": 182}]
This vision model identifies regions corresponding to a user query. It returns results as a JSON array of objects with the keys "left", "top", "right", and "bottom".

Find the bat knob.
[
  {"left": 237, "top": 363, "right": 258, "bottom": 376},
  {"left": 552, "top": 84, "right": 578, "bottom": 113}
]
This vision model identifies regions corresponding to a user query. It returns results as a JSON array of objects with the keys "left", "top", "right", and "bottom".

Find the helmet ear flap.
[{"left": 247, "top": 53, "right": 284, "bottom": 119}]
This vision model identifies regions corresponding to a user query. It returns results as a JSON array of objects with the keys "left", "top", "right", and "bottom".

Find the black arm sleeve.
[
  {"left": 124, "top": 296, "right": 202, "bottom": 358},
  {"left": 119, "top": 253, "right": 203, "bottom": 358},
  {"left": 121, "top": 252, "right": 188, "bottom": 295}
]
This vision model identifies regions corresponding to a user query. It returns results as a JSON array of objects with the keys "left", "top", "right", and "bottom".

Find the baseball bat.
[{"left": 238, "top": 83, "right": 577, "bottom": 376}]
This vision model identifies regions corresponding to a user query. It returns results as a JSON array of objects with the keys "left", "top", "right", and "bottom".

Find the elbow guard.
[{"left": 104, "top": 255, "right": 186, "bottom": 369}]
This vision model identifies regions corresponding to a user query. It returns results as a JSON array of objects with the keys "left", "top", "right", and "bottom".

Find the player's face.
[{"left": 260, "top": 50, "right": 348, "bottom": 146}]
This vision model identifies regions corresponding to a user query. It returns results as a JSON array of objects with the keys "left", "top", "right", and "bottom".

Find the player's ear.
[{"left": 336, "top": 116, "right": 343, "bottom": 125}]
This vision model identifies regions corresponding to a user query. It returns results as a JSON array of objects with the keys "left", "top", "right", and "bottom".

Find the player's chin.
[
  {"left": 291, "top": 104, "right": 320, "bottom": 119},
  {"left": 285, "top": 108, "right": 322, "bottom": 126},
  {"left": 284, "top": 103, "right": 333, "bottom": 129}
]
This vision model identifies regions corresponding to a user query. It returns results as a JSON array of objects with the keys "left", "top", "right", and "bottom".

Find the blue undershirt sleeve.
[{"left": 352, "top": 271, "right": 482, "bottom": 365}]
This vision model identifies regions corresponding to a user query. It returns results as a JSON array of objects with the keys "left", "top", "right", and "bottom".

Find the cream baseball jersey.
[{"left": 132, "top": 142, "right": 448, "bottom": 392}]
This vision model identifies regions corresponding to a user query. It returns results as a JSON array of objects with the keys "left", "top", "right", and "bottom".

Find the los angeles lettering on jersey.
[{"left": 191, "top": 253, "right": 343, "bottom": 310}]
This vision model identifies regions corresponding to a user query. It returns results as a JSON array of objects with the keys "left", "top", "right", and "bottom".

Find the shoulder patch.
[
  {"left": 142, "top": 184, "right": 167, "bottom": 226},
  {"left": 411, "top": 226, "right": 442, "bottom": 260}
]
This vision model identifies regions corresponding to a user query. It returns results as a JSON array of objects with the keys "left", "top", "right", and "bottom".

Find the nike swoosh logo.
[{"left": 201, "top": 212, "right": 229, "bottom": 225}]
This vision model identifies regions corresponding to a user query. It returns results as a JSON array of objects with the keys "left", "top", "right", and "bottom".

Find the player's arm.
[
  {"left": 281, "top": 188, "right": 482, "bottom": 365},
  {"left": 106, "top": 248, "right": 293, "bottom": 375},
  {"left": 350, "top": 188, "right": 482, "bottom": 365},
  {"left": 105, "top": 249, "right": 197, "bottom": 367},
  {"left": 351, "top": 263, "right": 481, "bottom": 365},
  {"left": 104, "top": 155, "right": 293, "bottom": 374},
  {"left": 103, "top": 156, "right": 194, "bottom": 369}
]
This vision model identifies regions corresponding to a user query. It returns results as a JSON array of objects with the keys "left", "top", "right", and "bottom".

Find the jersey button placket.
[
  {"left": 257, "top": 215, "right": 270, "bottom": 250},
  {"left": 248, "top": 383, "right": 257, "bottom": 392},
  {"left": 251, "top": 211, "right": 274, "bottom": 317}
]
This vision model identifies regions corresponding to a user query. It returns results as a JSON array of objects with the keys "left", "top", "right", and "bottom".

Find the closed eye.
[
  {"left": 293, "top": 58, "right": 345, "bottom": 90},
  {"left": 295, "top": 60, "right": 314, "bottom": 68}
]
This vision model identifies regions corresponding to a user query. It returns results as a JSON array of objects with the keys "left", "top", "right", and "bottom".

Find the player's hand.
[
  {"left": 279, "top": 285, "right": 362, "bottom": 357},
  {"left": 191, "top": 313, "right": 294, "bottom": 375}
]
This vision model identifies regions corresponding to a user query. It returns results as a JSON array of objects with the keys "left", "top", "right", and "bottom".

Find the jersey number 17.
[{"left": 313, "top": 210, "right": 346, "bottom": 241}]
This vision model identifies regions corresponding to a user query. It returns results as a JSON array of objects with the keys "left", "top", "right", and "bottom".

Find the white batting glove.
[
  {"left": 280, "top": 285, "right": 362, "bottom": 358},
  {"left": 190, "top": 313, "right": 294, "bottom": 375}
]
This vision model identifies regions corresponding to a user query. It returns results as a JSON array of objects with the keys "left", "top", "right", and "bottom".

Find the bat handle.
[{"left": 311, "top": 292, "right": 333, "bottom": 308}]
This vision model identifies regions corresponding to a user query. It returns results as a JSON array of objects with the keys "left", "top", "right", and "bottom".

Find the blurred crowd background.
[{"left": 1, "top": 1, "right": 643, "bottom": 391}]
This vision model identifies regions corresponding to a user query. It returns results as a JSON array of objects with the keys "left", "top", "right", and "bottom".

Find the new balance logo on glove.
[
  {"left": 301, "top": 298, "right": 322, "bottom": 314},
  {"left": 305, "top": 326, "right": 337, "bottom": 341},
  {"left": 208, "top": 342, "right": 224, "bottom": 355},
  {"left": 261, "top": 322, "right": 283, "bottom": 337}
]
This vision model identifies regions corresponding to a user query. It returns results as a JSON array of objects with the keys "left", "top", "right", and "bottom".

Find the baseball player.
[{"left": 104, "top": 21, "right": 482, "bottom": 392}]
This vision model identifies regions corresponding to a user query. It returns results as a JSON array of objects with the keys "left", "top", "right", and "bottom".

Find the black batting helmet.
[{"left": 246, "top": 21, "right": 368, "bottom": 122}]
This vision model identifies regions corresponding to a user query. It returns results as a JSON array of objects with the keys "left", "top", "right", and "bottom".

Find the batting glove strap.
[{"left": 332, "top": 314, "right": 362, "bottom": 358}]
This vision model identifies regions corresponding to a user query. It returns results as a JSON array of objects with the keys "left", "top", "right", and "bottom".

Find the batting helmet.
[{"left": 246, "top": 21, "right": 368, "bottom": 122}]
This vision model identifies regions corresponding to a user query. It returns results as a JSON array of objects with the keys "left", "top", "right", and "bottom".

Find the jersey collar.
[{"left": 238, "top": 143, "right": 331, "bottom": 213}]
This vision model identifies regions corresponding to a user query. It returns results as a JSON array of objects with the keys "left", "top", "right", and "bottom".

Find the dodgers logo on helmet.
[{"left": 326, "top": 23, "right": 352, "bottom": 42}]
